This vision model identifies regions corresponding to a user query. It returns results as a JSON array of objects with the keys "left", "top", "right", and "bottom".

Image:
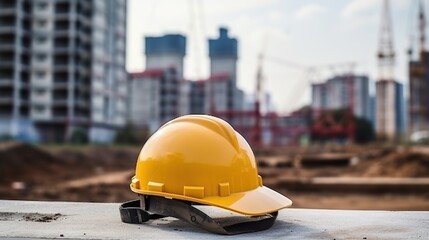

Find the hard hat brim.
[{"left": 131, "top": 185, "right": 292, "bottom": 216}]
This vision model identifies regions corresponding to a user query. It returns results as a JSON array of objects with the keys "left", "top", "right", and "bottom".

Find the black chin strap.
[{"left": 119, "top": 195, "right": 278, "bottom": 235}]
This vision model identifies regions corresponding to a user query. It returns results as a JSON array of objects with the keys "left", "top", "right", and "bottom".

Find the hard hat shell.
[{"left": 130, "top": 115, "right": 292, "bottom": 215}]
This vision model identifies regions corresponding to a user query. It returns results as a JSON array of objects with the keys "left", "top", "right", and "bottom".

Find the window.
[
  {"left": 103, "top": 96, "right": 109, "bottom": 119},
  {"left": 33, "top": 105, "right": 45, "bottom": 112},
  {"left": 35, "top": 71, "right": 45, "bottom": 79},
  {"left": 35, "top": 54, "right": 47, "bottom": 61},
  {"left": 36, "top": 2, "right": 48, "bottom": 10},
  {"left": 36, "top": 20, "right": 47, "bottom": 27},
  {"left": 35, "top": 89, "right": 46, "bottom": 95},
  {"left": 35, "top": 36, "right": 47, "bottom": 44}
]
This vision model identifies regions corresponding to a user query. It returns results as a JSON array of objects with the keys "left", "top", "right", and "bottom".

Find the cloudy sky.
[{"left": 127, "top": 0, "right": 419, "bottom": 113}]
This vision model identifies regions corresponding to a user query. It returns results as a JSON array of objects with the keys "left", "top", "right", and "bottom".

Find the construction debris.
[{"left": 1, "top": 143, "right": 429, "bottom": 210}]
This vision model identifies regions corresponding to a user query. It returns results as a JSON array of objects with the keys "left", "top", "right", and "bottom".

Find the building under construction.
[
  {"left": 409, "top": 1, "right": 429, "bottom": 138},
  {"left": 375, "top": 81, "right": 405, "bottom": 139},
  {"left": 311, "top": 74, "right": 371, "bottom": 121},
  {"left": 0, "top": 0, "right": 128, "bottom": 142},
  {"left": 128, "top": 27, "right": 310, "bottom": 147},
  {"left": 375, "top": 0, "right": 405, "bottom": 140},
  {"left": 128, "top": 34, "right": 185, "bottom": 133},
  {"left": 409, "top": 54, "right": 429, "bottom": 136}
]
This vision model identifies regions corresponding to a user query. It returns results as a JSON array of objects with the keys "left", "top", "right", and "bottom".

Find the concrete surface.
[
  {"left": 0, "top": 200, "right": 428, "bottom": 239},
  {"left": 280, "top": 177, "right": 429, "bottom": 193}
]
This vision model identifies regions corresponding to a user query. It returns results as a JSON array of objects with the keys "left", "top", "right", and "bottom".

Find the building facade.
[
  {"left": 128, "top": 68, "right": 179, "bottom": 133},
  {"left": 209, "top": 28, "right": 237, "bottom": 85},
  {"left": 204, "top": 73, "right": 233, "bottom": 113},
  {"left": 409, "top": 51, "right": 429, "bottom": 136},
  {"left": 375, "top": 80, "right": 405, "bottom": 139},
  {"left": 311, "top": 75, "right": 371, "bottom": 121},
  {"left": 0, "top": 0, "right": 127, "bottom": 142},
  {"left": 208, "top": 27, "right": 243, "bottom": 111},
  {"left": 213, "top": 110, "right": 309, "bottom": 146},
  {"left": 128, "top": 33, "right": 186, "bottom": 132},
  {"left": 188, "top": 80, "right": 205, "bottom": 114},
  {"left": 143, "top": 33, "right": 187, "bottom": 123},
  {"left": 145, "top": 34, "right": 186, "bottom": 79}
]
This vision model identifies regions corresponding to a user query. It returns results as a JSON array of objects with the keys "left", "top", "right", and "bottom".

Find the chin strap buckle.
[{"left": 120, "top": 196, "right": 278, "bottom": 235}]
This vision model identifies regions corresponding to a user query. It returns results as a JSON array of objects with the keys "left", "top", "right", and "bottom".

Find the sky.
[{"left": 126, "top": 0, "right": 419, "bottom": 114}]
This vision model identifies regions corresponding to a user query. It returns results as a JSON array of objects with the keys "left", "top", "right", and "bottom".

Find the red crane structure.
[
  {"left": 309, "top": 63, "right": 356, "bottom": 142},
  {"left": 209, "top": 52, "right": 311, "bottom": 147},
  {"left": 251, "top": 53, "right": 264, "bottom": 147},
  {"left": 375, "top": 0, "right": 397, "bottom": 140}
]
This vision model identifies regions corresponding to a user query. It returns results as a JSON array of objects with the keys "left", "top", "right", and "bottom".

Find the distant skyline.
[{"left": 127, "top": 0, "right": 415, "bottom": 113}]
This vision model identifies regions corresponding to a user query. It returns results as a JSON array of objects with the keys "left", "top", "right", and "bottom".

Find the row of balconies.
[
  {"left": 0, "top": 1, "right": 31, "bottom": 16},
  {"left": 1, "top": 73, "right": 119, "bottom": 92},
  {"left": 0, "top": 16, "right": 15, "bottom": 26},
  {"left": 0, "top": 36, "right": 14, "bottom": 48},
  {"left": 48, "top": 108, "right": 91, "bottom": 121},
  {"left": 0, "top": 86, "right": 14, "bottom": 103},
  {"left": 77, "top": 0, "right": 92, "bottom": 10},
  {"left": 0, "top": 18, "right": 32, "bottom": 34},
  {"left": 0, "top": 104, "right": 102, "bottom": 120},
  {"left": 0, "top": 54, "right": 91, "bottom": 71},
  {"left": 0, "top": 24, "right": 16, "bottom": 34},
  {"left": 0, "top": 1, "right": 18, "bottom": 15},
  {"left": 0, "top": 55, "right": 30, "bottom": 68},
  {"left": 53, "top": 26, "right": 91, "bottom": 37},
  {"left": 55, "top": 5, "right": 91, "bottom": 19},
  {"left": 0, "top": 77, "right": 15, "bottom": 87},
  {"left": 54, "top": 13, "right": 92, "bottom": 29},
  {"left": 34, "top": 98, "right": 89, "bottom": 110},
  {"left": 29, "top": 77, "right": 91, "bottom": 88}
]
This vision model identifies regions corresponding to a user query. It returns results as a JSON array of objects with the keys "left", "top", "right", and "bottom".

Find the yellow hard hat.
[{"left": 120, "top": 115, "right": 292, "bottom": 234}]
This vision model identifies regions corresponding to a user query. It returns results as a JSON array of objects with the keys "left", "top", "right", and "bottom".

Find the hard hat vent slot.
[
  {"left": 258, "top": 175, "right": 263, "bottom": 187},
  {"left": 148, "top": 181, "right": 165, "bottom": 192},
  {"left": 132, "top": 177, "right": 140, "bottom": 189},
  {"left": 218, "top": 182, "right": 230, "bottom": 197},
  {"left": 184, "top": 186, "right": 205, "bottom": 199}
]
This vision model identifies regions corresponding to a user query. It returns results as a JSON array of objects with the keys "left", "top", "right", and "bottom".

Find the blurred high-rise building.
[
  {"left": 0, "top": 0, "right": 127, "bottom": 142},
  {"left": 145, "top": 34, "right": 186, "bottom": 80},
  {"left": 209, "top": 27, "right": 237, "bottom": 86},
  {"left": 128, "top": 68, "right": 179, "bottom": 133},
  {"left": 145, "top": 34, "right": 189, "bottom": 116},
  {"left": 375, "top": 81, "right": 406, "bottom": 138},
  {"left": 311, "top": 75, "right": 372, "bottom": 121},
  {"left": 408, "top": 2, "right": 429, "bottom": 139},
  {"left": 375, "top": 0, "right": 405, "bottom": 140},
  {"left": 409, "top": 52, "right": 429, "bottom": 136},
  {"left": 206, "top": 27, "right": 244, "bottom": 115},
  {"left": 129, "top": 28, "right": 308, "bottom": 146},
  {"left": 188, "top": 80, "right": 205, "bottom": 114},
  {"left": 128, "top": 34, "right": 184, "bottom": 132}
]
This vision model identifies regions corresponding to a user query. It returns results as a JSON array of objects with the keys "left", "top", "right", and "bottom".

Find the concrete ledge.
[
  {"left": 274, "top": 177, "right": 429, "bottom": 194},
  {"left": 0, "top": 200, "right": 428, "bottom": 239},
  {"left": 278, "top": 177, "right": 429, "bottom": 193}
]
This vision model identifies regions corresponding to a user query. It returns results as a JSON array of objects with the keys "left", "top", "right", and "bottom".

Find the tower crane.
[
  {"left": 408, "top": 0, "right": 429, "bottom": 138},
  {"left": 251, "top": 52, "right": 357, "bottom": 144},
  {"left": 375, "top": 0, "right": 396, "bottom": 140}
]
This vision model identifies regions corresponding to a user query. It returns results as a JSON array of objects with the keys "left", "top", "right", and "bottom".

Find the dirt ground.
[{"left": 1, "top": 142, "right": 429, "bottom": 210}]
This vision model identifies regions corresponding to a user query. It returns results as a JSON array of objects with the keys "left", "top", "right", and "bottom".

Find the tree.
[
  {"left": 114, "top": 123, "right": 149, "bottom": 145},
  {"left": 310, "top": 108, "right": 375, "bottom": 144},
  {"left": 354, "top": 117, "right": 375, "bottom": 144},
  {"left": 69, "top": 128, "right": 88, "bottom": 144}
]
